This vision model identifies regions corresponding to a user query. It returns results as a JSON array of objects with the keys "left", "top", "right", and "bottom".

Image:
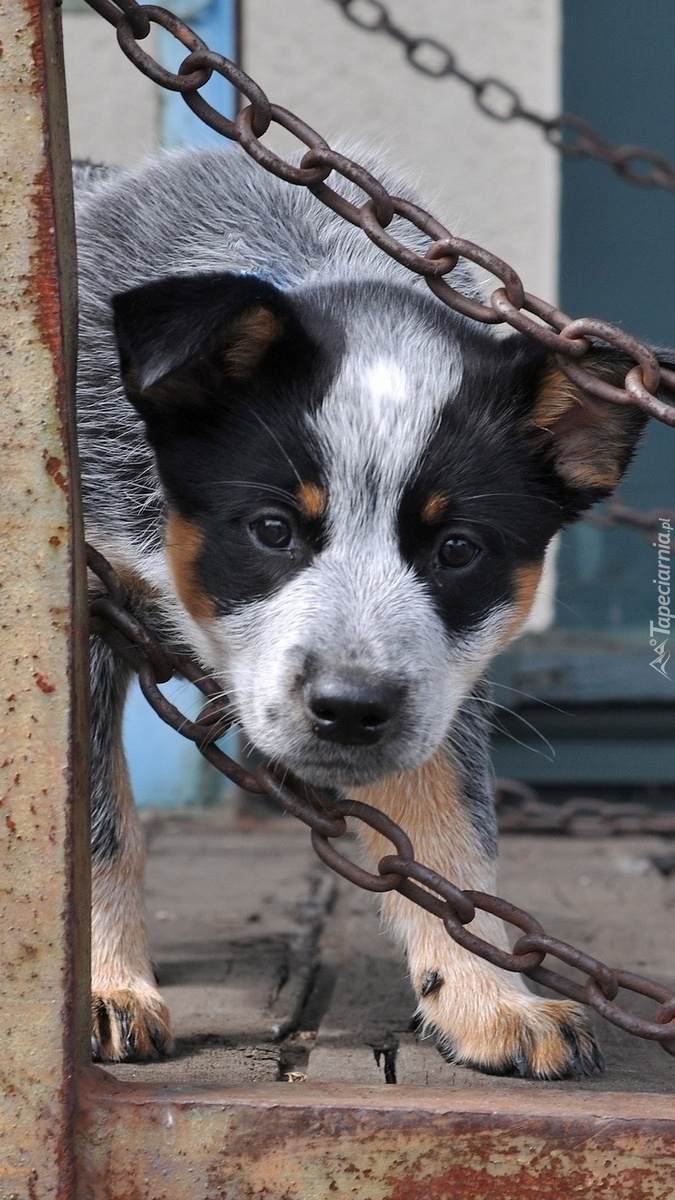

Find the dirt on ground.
[{"left": 105, "top": 812, "right": 675, "bottom": 1095}]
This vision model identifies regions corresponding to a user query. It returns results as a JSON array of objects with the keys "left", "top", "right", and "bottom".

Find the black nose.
[{"left": 304, "top": 677, "right": 401, "bottom": 746}]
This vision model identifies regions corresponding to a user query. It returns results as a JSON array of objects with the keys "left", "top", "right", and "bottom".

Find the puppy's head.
[{"left": 114, "top": 272, "right": 650, "bottom": 787}]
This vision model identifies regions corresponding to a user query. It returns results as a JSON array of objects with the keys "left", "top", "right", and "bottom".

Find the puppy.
[{"left": 75, "top": 145, "right": 649, "bottom": 1077}]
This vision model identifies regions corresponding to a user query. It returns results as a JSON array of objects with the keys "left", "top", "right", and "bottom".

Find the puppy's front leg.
[
  {"left": 89, "top": 636, "right": 172, "bottom": 1062},
  {"left": 354, "top": 738, "right": 602, "bottom": 1079}
]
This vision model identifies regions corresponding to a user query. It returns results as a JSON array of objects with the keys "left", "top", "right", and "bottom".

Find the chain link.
[
  {"left": 86, "top": 545, "right": 675, "bottom": 1056},
  {"left": 80, "top": 0, "right": 675, "bottom": 428},
  {"left": 587, "top": 499, "right": 675, "bottom": 547},
  {"left": 330, "top": 0, "right": 675, "bottom": 195},
  {"left": 496, "top": 779, "right": 675, "bottom": 838}
]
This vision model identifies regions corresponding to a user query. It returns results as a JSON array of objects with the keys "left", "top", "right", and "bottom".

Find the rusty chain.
[
  {"left": 80, "top": 0, "right": 675, "bottom": 428},
  {"left": 330, "top": 0, "right": 675, "bottom": 195},
  {"left": 495, "top": 779, "right": 675, "bottom": 838},
  {"left": 586, "top": 498, "right": 675, "bottom": 548},
  {"left": 87, "top": 544, "right": 675, "bottom": 1056}
]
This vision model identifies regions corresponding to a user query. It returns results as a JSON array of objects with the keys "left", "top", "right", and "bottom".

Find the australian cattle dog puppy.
[{"left": 75, "top": 146, "right": 653, "bottom": 1077}]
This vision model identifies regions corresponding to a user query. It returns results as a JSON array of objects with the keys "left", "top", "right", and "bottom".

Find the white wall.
[
  {"left": 243, "top": 0, "right": 562, "bottom": 304},
  {"left": 62, "top": 13, "right": 159, "bottom": 166},
  {"left": 63, "top": 1, "right": 562, "bottom": 302}
]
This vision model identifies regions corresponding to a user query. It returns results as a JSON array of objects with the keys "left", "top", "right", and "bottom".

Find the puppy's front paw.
[
  {"left": 418, "top": 978, "right": 603, "bottom": 1080},
  {"left": 91, "top": 984, "right": 173, "bottom": 1062}
]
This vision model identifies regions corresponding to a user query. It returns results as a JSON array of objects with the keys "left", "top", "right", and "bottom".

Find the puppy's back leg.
[
  {"left": 354, "top": 732, "right": 602, "bottom": 1080},
  {"left": 89, "top": 633, "right": 172, "bottom": 1062}
]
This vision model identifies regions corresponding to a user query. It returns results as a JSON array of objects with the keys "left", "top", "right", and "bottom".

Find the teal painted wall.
[
  {"left": 494, "top": 3, "right": 675, "bottom": 784},
  {"left": 557, "top": 0, "right": 675, "bottom": 637}
]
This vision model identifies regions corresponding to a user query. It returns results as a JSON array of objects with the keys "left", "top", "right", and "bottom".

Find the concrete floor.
[{"left": 105, "top": 812, "right": 675, "bottom": 1096}]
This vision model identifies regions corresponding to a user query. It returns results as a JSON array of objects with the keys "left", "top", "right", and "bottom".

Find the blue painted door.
[
  {"left": 125, "top": 0, "right": 239, "bottom": 807},
  {"left": 157, "top": 0, "right": 239, "bottom": 149}
]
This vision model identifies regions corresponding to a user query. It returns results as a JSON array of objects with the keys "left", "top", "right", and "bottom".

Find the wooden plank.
[
  {"left": 305, "top": 877, "right": 411, "bottom": 1086},
  {"left": 103, "top": 821, "right": 675, "bottom": 1095},
  {"left": 105, "top": 819, "right": 336, "bottom": 1087}
]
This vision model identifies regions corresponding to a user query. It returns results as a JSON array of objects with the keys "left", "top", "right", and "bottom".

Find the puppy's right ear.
[{"left": 112, "top": 272, "right": 314, "bottom": 427}]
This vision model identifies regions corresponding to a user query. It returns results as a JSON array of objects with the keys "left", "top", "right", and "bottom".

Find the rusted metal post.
[{"left": 0, "top": 1, "right": 89, "bottom": 1197}]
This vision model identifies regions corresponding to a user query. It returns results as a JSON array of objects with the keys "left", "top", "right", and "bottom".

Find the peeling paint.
[{"left": 44, "top": 453, "right": 69, "bottom": 493}]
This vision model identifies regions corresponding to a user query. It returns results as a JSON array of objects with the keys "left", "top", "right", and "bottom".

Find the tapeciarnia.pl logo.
[{"left": 649, "top": 517, "right": 672, "bottom": 680}]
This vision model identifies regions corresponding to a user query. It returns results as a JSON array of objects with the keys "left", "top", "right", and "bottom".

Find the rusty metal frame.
[
  {"left": 1, "top": 3, "right": 674, "bottom": 1197},
  {"left": 0, "top": 0, "right": 89, "bottom": 1195}
]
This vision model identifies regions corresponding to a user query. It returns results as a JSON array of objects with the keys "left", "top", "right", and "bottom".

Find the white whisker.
[
  {"left": 472, "top": 695, "right": 556, "bottom": 761},
  {"left": 490, "top": 680, "right": 569, "bottom": 716}
]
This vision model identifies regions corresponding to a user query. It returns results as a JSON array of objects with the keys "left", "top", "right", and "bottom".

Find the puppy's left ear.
[{"left": 519, "top": 344, "right": 669, "bottom": 511}]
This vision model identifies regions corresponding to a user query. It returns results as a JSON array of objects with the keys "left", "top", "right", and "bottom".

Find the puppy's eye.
[
  {"left": 437, "top": 535, "right": 481, "bottom": 570},
  {"left": 249, "top": 515, "right": 294, "bottom": 550}
]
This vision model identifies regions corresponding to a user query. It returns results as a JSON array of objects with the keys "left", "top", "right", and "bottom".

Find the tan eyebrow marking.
[
  {"left": 421, "top": 491, "right": 449, "bottom": 523},
  {"left": 296, "top": 481, "right": 326, "bottom": 519}
]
